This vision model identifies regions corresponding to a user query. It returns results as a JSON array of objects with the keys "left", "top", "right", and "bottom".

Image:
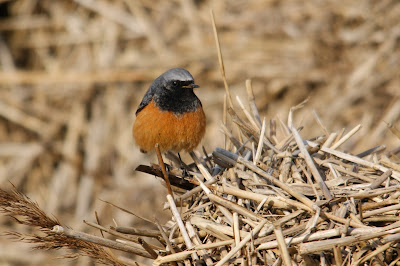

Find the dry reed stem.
[
  {"left": 84, "top": 220, "right": 162, "bottom": 251},
  {"left": 115, "top": 226, "right": 161, "bottom": 238},
  {"left": 137, "top": 237, "right": 158, "bottom": 259},
  {"left": 291, "top": 126, "right": 332, "bottom": 200},
  {"left": 274, "top": 225, "right": 292, "bottom": 266},
  {"left": 166, "top": 194, "right": 197, "bottom": 261},
  {"left": 52, "top": 225, "right": 152, "bottom": 259},
  {"left": 153, "top": 250, "right": 195, "bottom": 265},
  {"left": 210, "top": 9, "right": 233, "bottom": 109},
  {"left": 321, "top": 146, "right": 400, "bottom": 180},
  {"left": 245, "top": 79, "right": 262, "bottom": 127},
  {"left": 154, "top": 217, "right": 176, "bottom": 254}
]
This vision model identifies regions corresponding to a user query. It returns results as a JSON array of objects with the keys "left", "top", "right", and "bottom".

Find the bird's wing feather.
[{"left": 135, "top": 87, "right": 155, "bottom": 115}]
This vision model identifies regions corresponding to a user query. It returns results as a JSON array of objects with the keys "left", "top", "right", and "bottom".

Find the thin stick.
[
  {"left": 192, "top": 239, "right": 234, "bottom": 250},
  {"left": 258, "top": 227, "right": 343, "bottom": 250},
  {"left": 298, "top": 227, "right": 400, "bottom": 255},
  {"left": 369, "top": 169, "right": 392, "bottom": 189},
  {"left": 291, "top": 126, "right": 332, "bottom": 200},
  {"left": 355, "top": 241, "right": 393, "bottom": 265},
  {"left": 223, "top": 95, "right": 228, "bottom": 150},
  {"left": 321, "top": 146, "right": 400, "bottom": 180},
  {"left": 95, "top": 211, "right": 104, "bottom": 238},
  {"left": 175, "top": 176, "right": 218, "bottom": 202},
  {"left": 362, "top": 203, "right": 400, "bottom": 218},
  {"left": 330, "top": 124, "right": 362, "bottom": 150},
  {"left": 190, "top": 151, "right": 212, "bottom": 181},
  {"left": 99, "top": 199, "right": 155, "bottom": 225},
  {"left": 274, "top": 225, "right": 292, "bottom": 266},
  {"left": 166, "top": 194, "right": 198, "bottom": 260},
  {"left": 246, "top": 79, "right": 262, "bottom": 127},
  {"left": 233, "top": 211, "right": 241, "bottom": 250},
  {"left": 138, "top": 237, "right": 158, "bottom": 259},
  {"left": 52, "top": 225, "right": 152, "bottom": 258},
  {"left": 185, "top": 221, "right": 213, "bottom": 265},
  {"left": 85, "top": 220, "right": 163, "bottom": 250},
  {"left": 115, "top": 226, "right": 161, "bottom": 238},
  {"left": 155, "top": 218, "right": 176, "bottom": 254},
  {"left": 236, "top": 95, "right": 259, "bottom": 130},
  {"left": 216, "top": 183, "right": 295, "bottom": 210},
  {"left": 254, "top": 118, "right": 266, "bottom": 164},
  {"left": 215, "top": 219, "right": 268, "bottom": 266},
  {"left": 333, "top": 246, "right": 343, "bottom": 266},
  {"left": 312, "top": 110, "right": 329, "bottom": 136},
  {"left": 153, "top": 250, "right": 196, "bottom": 266},
  {"left": 208, "top": 193, "right": 262, "bottom": 221},
  {"left": 210, "top": 9, "right": 233, "bottom": 109},
  {"left": 155, "top": 143, "right": 174, "bottom": 199}
]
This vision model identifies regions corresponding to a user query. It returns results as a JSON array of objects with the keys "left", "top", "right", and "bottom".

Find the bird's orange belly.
[{"left": 133, "top": 100, "right": 206, "bottom": 153}]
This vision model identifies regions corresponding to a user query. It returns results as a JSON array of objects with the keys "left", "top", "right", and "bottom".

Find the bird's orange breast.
[{"left": 133, "top": 100, "right": 206, "bottom": 153}]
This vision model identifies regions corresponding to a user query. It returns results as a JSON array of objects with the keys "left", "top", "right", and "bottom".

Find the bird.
[{"left": 133, "top": 68, "right": 206, "bottom": 154}]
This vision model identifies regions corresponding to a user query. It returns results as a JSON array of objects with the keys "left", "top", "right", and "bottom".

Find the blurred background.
[{"left": 0, "top": 0, "right": 399, "bottom": 264}]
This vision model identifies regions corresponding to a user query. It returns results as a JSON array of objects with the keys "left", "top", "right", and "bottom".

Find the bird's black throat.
[{"left": 154, "top": 87, "right": 201, "bottom": 115}]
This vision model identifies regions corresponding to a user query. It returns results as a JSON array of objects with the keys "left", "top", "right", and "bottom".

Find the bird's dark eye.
[{"left": 172, "top": 80, "right": 179, "bottom": 87}]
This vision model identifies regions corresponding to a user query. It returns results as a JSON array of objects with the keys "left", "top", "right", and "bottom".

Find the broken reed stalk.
[
  {"left": 114, "top": 226, "right": 161, "bottom": 238},
  {"left": 137, "top": 237, "right": 158, "bottom": 259},
  {"left": 291, "top": 126, "right": 332, "bottom": 200},
  {"left": 274, "top": 225, "right": 292, "bottom": 266},
  {"left": 210, "top": 9, "right": 233, "bottom": 109},
  {"left": 84, "top": 220, "right": 163, "bottom": 250},
  {"left": 245, "top": 79, "right": 262, "bottom": 127},
  {"left": 154, "top": 217, "right": 176, "bottom": 254},
  {"left": 155, "top": 143, "right": 174, "bottom": 199},
  {"left": 52, "top": 225, "right": 152, "bottom": 259}
]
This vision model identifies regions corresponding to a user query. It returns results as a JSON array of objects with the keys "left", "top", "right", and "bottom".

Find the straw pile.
[
  {"left": 0, "top": 0, "right": 400, "bottom": 265},
  {"left": 136, "top": 91, "right": 400, "bottom": 265}
]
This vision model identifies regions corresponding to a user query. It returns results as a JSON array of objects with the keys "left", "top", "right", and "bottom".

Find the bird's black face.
[{"left": 165, "top": 79, "right": 199, "bottom": 92}]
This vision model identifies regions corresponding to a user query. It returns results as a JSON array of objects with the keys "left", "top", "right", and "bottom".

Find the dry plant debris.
[
  {"left": 1, "top": 82, "right": 400, "bottom": 265},
  {"left": 133, "top": 85, "right": 400, "bottom": 265}
]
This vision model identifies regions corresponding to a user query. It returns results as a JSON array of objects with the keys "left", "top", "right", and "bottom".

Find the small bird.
[{"left": 133, "top": 68, "right": 206, "bottom": 154}]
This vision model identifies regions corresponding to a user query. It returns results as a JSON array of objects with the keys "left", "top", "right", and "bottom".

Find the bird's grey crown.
[{"left": 159, "top": 68, "right": 195, "bottom": 83}]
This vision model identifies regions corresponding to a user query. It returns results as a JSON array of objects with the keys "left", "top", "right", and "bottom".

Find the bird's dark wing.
[{"left": 135, "top": 87, "right": 155, "bottom": 115}]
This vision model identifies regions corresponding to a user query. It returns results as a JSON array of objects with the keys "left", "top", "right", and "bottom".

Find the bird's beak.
[{"left": 182, "top": 84, "right": 199, "bottom": 89}]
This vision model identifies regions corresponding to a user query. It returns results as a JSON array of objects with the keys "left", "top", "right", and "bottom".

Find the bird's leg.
[
  {"left": 164, "top": 162, "right": 171, "bottom": 174},
  {"left": 178, "top": 153, "right": 190, "bottom": 178}
]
